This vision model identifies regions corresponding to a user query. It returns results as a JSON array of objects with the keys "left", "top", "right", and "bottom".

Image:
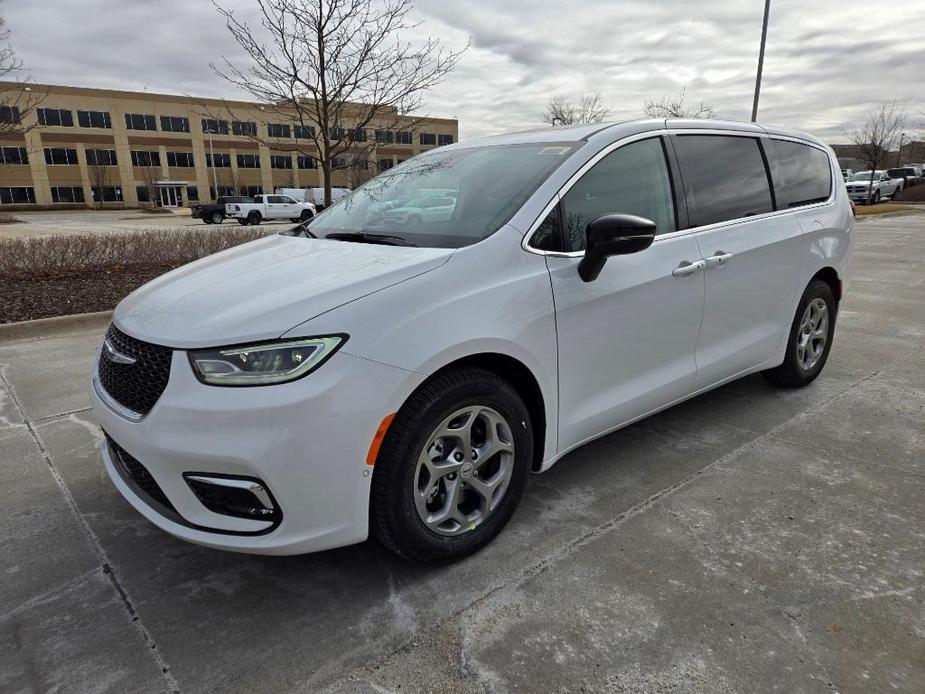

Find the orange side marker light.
[{"left": 366, "top": 413, "right": 396, "bottom": 466}]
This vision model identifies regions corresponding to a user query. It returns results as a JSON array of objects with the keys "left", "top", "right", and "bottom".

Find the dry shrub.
[{"left": 0, "top": 227, "right": 274, "bottom": 280}]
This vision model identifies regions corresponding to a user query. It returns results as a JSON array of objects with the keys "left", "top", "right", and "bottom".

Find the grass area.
[
  {"left": 0, "top": 226, "right": 274, "bottom": 323},
  {"left": 855, "top": 203, "right": 920, "bottom": 216}
]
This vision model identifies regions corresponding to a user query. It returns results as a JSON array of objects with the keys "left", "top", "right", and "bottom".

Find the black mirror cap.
[{"left": 578, "top": 214, "right": 657, "bottom": 282}]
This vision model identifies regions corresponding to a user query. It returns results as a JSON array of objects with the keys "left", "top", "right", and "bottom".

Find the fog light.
[{"left": 184, "top": 474, "right": 281, "bottom": 524}]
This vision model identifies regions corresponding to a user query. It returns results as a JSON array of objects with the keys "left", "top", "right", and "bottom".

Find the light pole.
[
  {"left": 205, "top": 128, "right": 219, "bottom": 198},
  {"left": 751, "top": 0, "right": 772, "bottom": 122}
]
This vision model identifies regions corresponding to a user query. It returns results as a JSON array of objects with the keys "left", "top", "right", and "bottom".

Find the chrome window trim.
[{"left": 522, "top": 127, "right": 837, "bottom": 258}]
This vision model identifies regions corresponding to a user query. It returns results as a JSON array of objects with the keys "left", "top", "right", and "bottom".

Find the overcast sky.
[{"left": 4, "top": 0, "right": 924, "bottom": 144}]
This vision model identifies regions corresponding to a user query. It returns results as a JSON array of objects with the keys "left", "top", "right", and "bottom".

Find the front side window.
[
  {"left": 559, "top": 138, "right": 676, "bottom": 252},
  {"left": 306, "top": 142, "right": 576, "bottom": 249},
  {"left": 766, "top": 139, "right": 832, "bottom": 208},
  {"left": 673, "top": 135, "right": 773, "bottom": 226}
]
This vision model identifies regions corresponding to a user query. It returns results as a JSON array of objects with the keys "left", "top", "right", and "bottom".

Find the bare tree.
[
  {"left": 845, "top": 100, "right": 906, "bottom": 205},
  {"left": 0, "top": 13, "right": 42, "bottom": 137},
  {"left": 643, "top": 88, "right": 716, "bottom": 119},
  {"left": 138, "top": 161, "right": 162, "bottom": 208},
  {"left": 210, "top": 0, "right": 464, "bottom": 206},
  {"left": 542, "top": 93, "right": 609, "bottom": 126},
  {"left": 345, "top": 152, "right": 375, "bottom": 188},
  {"left": 87, "top": 157, "right": 109, "bottom": 210}
]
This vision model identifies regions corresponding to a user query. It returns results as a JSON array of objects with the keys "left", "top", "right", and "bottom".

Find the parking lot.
[
  {"left": 1, "top": 212, "right": 923, "bottom": 693},
  {"left": 0, "top": 209, "right": 296, "bottom": 240}
]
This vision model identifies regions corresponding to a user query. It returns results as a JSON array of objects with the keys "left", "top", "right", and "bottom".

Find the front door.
[
  {"left": 544, "top": 137, "right": 706, "bottom": 453},
  {"left": 158, "top": 186, "right": 180, "bottom": 207}
]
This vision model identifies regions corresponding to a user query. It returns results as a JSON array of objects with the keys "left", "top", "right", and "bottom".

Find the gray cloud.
[{"left": 4, "top": 0, "right": 923, "bottom": 143}]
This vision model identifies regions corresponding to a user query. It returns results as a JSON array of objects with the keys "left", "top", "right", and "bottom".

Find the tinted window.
[
  {"left": 560, "top": 138, "right": 676, "bottom": 252},
  {"left": 233, "top": 120, "right": 257, "bottom": 136},
  {"left": 673, "top": 135, "right": 773, "bottom": 226},
  {"left": 766, "top": 139, "right": 832, "bottom": 208},
  {"left": 77, "top": 110, "right": 111, "bottom": 128}
]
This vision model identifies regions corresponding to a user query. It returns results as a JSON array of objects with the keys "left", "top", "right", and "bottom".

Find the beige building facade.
[{"left": 0, "top": 83, "right": 458, "bottom": 208}]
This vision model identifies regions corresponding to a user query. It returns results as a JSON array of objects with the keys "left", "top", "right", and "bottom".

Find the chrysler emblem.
[{"left": 102, "top": 339, "right": 136, "bottom": 365}]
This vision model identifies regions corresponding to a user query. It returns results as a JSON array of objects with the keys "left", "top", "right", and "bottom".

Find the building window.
[
  {"left": 44, "top": 147, "right": 79, "bottom": 165},
  {"left": 297, "top": 155, "right": 316, "bottom": 169},
  {"left": 136, "top": 186, "right": 151, "bottom": 202},
  {"left": 352, "top": 128, "right": 367, "bottom": 142},
  {"left": 375, "top": 129, "right": 394, "bottom": 144},
  {"left": 329, "top": 127, "right": 346, "bottom": 141},
  {"left": 50, "top": 186, "right": 85, "bottom": 203},
  {"left": 294, "top": 124, "right": 315, "bottom": 139},
  {"left": 0, "top": 105, "right": 20, "bottom": 124},
  {"left": 37, "top": 108, "right": 74, "bottom": 127},
  {"left": 91, "top": 186, "right": 123, "bottom": 202},
  {"left": 201, "top": 118, "right": 229, "bottom": 135},
  {"left": 166, "top": 151, "right": 195, "bottom": 168},
  {"left": 396, "top": 131, "right": 412, "bottom": 145},
  {"left": 86, "top": 149, "right": 118, "bottom": 166},
  {"left": 210, "top": 186, "right": 238, "bottom": 198},
  {"left": 419, "top": 132, "right": 436, "bottom": 146},
  {"left": 124, "top": 113, "right": 157, "bottom": 131},
  {"left": 130, "top": 150, "right": 161, "bottom": 167},
  {"left": 77, "top": 110, "right": 112, "bottom": 128},
  {"left": 0, "top": 186, "right": 36, "bottom": 204},
  {"left": 0, "top": 146, "right": 28, "bottom": 165},
  {"left": 232, "top": 120, "right": 257, "bottom": 136},
  {"left": 331, "top": 157, "right": 347, "bottom": 169},
  {"left": 378, "top": 158, "right": 393, "bottom": 172},
  {"left": 205, "top": 152, "right": 231, "bottom": 167},
  {"left": 236, "top": 153, "right": 260, "bottom": 168},
  {"left": 160, "top": 115, "right": 190, "bottom": 133},
  {"left": 267, "top": 123, "right": 291, "bottom": 138},
  {"left": 186, "top": 186, "right": 199, "bottom": 201},
  {"left": 437, "top": 134, "right": 454, "bottom": 146},
  {"left": 270, "top": 154, "right": 292, "bottom": 169},
  {"left": 240, "top": 185, "right": 263, "bottom": 197}
]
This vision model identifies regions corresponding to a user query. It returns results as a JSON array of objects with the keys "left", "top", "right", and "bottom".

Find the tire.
[
  {"left": 211, "top": 211, "right": 224, "bottom": 224},
  {"left": 893, "top": 186, "right": 902, "bottom": 200},
  {"left": 247, "top": 211, "right": 262, "bottom": 225},
  {"left": 762, "top": 279, "right": 836, "bottom": 388},
  {"left": 202, "top": 218, "right": 213, "bottom": 225},
  {"left": 370, "top": 367, "right": 533, "bottom": 564},
  {"left": 872, "top": 190, "right": 881, "bottom": 205},
  {"left": 237, "top": 218, "right": 249, "bottom": 226},
  {"left": 299, "top": 209, "right": 313, "bottom": 222}
]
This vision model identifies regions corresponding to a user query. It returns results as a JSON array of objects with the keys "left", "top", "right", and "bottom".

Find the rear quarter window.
[
  {"left": 672, "top": 135, "right": 774, "bottom": 226},
  {"left": 766, "top": 139, "right": 832, "bottom": 208}
]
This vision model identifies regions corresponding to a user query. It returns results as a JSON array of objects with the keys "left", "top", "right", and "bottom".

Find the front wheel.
[
  {"left": 762, "top": 279, "right": 836, "bottom": 388},
  {"left": 872, "top": 190, "right": 881, "bottom": 204},
  {"left": 211, "top": 211, "right": 224, "bottom": 224},
  {"left": 299, "top": 209, "right": 313, "bottom": 222},
  {"left": 237, "top": 218, "right": 249, "bottom": 226},
  {"left": 370, "top": 367, "right": 533, "bottom": 564},
  {"left": 247, "top": 211, "right": 262, "bottom": 225}
]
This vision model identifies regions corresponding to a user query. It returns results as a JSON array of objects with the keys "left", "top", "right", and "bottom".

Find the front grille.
[
  {"left": 98, "top": 324, "right": 172, "bottom": 416},
  {"left": 105, "top": 433, "right": 177, "bottom": 514}
]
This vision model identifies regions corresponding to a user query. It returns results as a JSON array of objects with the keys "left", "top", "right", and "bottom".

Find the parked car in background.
[
  {"left": 840, "top": 168, "right": 853, "bottom": 181},
  {"left": 887, "top": 167, "right": 923, "bottom": 189},
  {"left": 381, "top": 194, "right": 457, "bottom": 225},
  {"left": 276, "top": 187, "right": 351, "bottom": 211},
  {"left": 845, "top": 170, "right": 902, "bottom": 204},
  {"left": 190, "top": 196, "right": 254, "bottom": 225},
  {"left": 91, "top": 119, "right": 853, "bottom": 563},
  {"left": 227, "top": 194, "right": 316, "bottom": 225}
]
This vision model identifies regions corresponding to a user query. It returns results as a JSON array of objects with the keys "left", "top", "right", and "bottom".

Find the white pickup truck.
[{"left": 226, "top": 194, "right": 316, "bottom": 225}]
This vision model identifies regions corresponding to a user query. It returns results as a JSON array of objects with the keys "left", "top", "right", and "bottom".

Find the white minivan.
[{"left": 91, "top": 119, "right": 853, "bottom": 563}]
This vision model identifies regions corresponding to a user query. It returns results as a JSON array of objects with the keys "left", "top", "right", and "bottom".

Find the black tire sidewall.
[
  {"left": 211, "top": 212, "right": 224, "bottom": 224},
  {"left": 783, "top": 281, "right": 837, "bottom": 383},
  {"left": 372, "top": 370, "right": 533, "bottom": 562}
]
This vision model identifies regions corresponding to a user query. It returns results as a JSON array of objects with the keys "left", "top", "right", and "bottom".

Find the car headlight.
[{"left": 188, "top": 335, "right": 347, "bottom": 386}]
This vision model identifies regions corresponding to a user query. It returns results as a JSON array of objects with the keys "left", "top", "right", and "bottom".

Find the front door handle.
[
  {"left": 672, "top": 259, "right": 706, "bottom": 278},
  {"left": 704, "top": 251, "right": 734, "bottom": 268}
]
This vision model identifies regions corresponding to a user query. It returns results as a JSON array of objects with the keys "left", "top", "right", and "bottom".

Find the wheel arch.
[
  {"left": 810, "top": 266, "right": 841, "bottom": 305},
  {"left": 417, "top": 352, "right": 548, "bottom": 472}
]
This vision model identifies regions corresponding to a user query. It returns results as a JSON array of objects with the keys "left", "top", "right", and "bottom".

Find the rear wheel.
[
  {"left": 872, "top": 190, "right": 881, "bottom": 204},
  {"left": 202, "top": 217, "right": 213, "bottom": 224},
  {"left": 247, "top": 211, "right": 262, "bottom": 225},
  {"left": 237, "top": 218, "right": 249, "bottom": 226},
  {"left": 762, "top": 280, "right": 836, "bottom": 388},
  {"left": 370, "top": 367, "right": 533, "bottom": 564},
  {"left": 211, "top": 211, "right": 224, "bottom": 224}
]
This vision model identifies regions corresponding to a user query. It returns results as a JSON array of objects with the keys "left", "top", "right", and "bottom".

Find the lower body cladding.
[{"left": 90, "top": 349, "right": 425, "bottom": 555}]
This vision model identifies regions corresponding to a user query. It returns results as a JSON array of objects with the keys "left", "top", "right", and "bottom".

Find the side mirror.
[{"left": 577, "top": 214, "right": 657, "bottom": 282}]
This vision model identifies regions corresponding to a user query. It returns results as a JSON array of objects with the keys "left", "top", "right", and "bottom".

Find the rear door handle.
[
  {"left": 672, "top": 259, "right": 706, "bottom": 278},
  {"left": 704, "top": 251, "right": 734, "bottom": 268}
]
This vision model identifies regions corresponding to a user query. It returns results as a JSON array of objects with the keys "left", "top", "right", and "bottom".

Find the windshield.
[
  {"left": 304, "top": 143, "right": 577, "bottom": 248},
  {"left": 887, "top": 169, "right": 909, "bottom": 177},
  {"left": 848, "top": 172, "right": 877, "bottom": 181}
]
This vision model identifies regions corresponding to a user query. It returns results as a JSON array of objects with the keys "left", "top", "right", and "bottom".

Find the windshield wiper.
[{"left": 324, "top": 232, "right": 418, "bottom": 247}]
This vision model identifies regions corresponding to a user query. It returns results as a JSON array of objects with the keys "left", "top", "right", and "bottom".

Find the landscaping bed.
[{"left": 0, "top": 227, "right": 273, "bottom": 324}]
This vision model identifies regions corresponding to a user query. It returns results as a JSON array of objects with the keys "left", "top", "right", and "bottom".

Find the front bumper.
[{"left": 90, "top": 346, "right": 424, "bottom": 555}]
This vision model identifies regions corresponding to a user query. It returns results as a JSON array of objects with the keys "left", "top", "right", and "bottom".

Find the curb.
[{"left": 0, "top": 310, "right": 112, "bottom": 342}]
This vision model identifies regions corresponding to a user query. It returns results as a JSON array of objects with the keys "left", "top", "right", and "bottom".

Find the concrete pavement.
[{"left": 1, "top": 213, "right": 923, "bottom": 693}]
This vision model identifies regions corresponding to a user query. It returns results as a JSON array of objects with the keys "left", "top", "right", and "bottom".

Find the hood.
[{"left": 114, "top": 234, "right": 452, "bottom": 348}]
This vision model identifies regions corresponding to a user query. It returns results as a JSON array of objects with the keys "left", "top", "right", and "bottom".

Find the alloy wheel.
[
  {"left": 412, "top": 405, "right": 515, "bottom": 536},
  {"left": 796, "top": 298, "right": 828, "bottom": 371}
]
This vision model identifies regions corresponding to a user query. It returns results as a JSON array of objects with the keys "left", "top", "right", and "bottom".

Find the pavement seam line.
[
  {"left": 0, "top": 369, "right": 181, "bottom": 694},
  {"left": 326, "top": 356, "right": 914, "bottom": 690},
  {"left": 31, "top": 406, "right": 94, "bottom": 423}
]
